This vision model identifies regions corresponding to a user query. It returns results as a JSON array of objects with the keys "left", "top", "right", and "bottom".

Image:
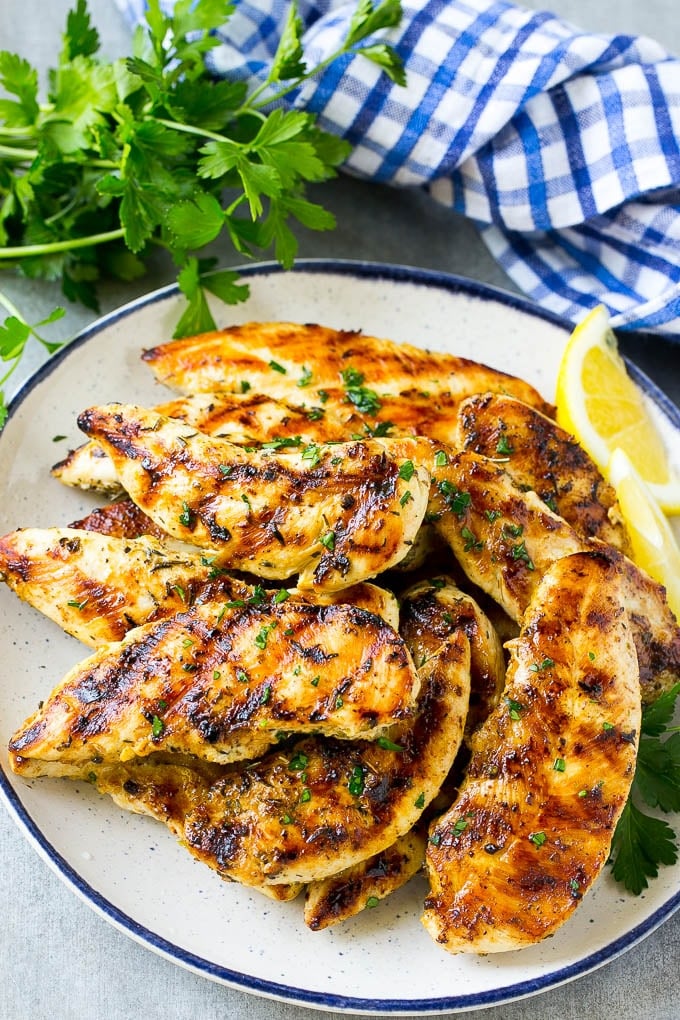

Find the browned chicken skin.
[{"left": 422, "top": 551, "right": 641, "bottom": 953}]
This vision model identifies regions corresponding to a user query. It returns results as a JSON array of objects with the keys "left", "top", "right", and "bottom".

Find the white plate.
[{"left": 1, "top": 261, "right": 679, "bottom": 1016}]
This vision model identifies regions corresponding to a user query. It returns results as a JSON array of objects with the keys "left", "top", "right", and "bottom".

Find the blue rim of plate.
[{"left": 1, "top": 258, "right": 679, "bottom": 1015}]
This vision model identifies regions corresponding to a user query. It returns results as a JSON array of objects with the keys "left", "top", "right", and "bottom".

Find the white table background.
[{"left": 0, "top": 2, "right": 679, "bottom": 1018}]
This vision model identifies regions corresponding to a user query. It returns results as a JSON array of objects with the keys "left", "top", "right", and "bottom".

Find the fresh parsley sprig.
[
  {"left": 610, "top": 683, "right": 680, "bottom": 894},
  {"left": 0, "top": 0, "right": 404, "bottom": 420},
  {"left": 0, "top": 293, "right": 66, "bottom": 427}
]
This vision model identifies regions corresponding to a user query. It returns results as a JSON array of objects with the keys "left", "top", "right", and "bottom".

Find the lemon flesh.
[{"left": 556, "top": 306, "right": 680, "bottom": 514}]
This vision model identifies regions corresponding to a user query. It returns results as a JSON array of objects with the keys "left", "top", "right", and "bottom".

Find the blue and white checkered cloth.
[{"left": 117, "top": 0, "right": 680, "bottom": 336}]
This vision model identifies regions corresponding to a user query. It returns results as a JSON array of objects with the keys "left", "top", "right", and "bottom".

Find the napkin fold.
[{"left": 116, "top": 0, "right": 680, "bottom": 336}]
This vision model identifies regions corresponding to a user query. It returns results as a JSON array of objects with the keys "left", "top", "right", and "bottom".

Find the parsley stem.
[
  {"left": 0, "top": 291, "right": 23, "bottom": 321},
  {"left": 0, "top": 143, "right": 39, "bottom": 161},
  {"left": 152, "top": 117, "right": 228, "bottom": 145},
  {"left": 248, "top": 46, "right": 354, "bottom": 112},
  {"left": 0, "top": 228, "right": 125, "bottom": 259}
]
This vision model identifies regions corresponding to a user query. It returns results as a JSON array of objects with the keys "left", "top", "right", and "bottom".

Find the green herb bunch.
[{"left": 0, "top": 0, "right": 404, "bottom": 422}]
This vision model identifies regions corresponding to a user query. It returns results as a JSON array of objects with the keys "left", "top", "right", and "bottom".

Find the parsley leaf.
[{"left": 610, "top": 683, "right": 680, "bottom": 894}]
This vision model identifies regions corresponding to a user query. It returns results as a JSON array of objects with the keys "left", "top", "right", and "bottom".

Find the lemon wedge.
[
  {"left": 608, "top": 448, "right": 680, "bottom": 621},
  {"left": 555, "top": 305, "right": 680, "bottom": 514}
]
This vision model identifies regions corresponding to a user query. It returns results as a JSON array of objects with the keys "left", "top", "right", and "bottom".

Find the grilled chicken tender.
[
  {"left": 54, "top": 389, "right": 557, "bottom": 497},
  {"left": 431, "top": 451, "right": 680, "bottom": 702},
  {"left": 455, "top": 393, "right": 629, "bottom": 551},
  {"left": 399, "top": 576, "right": 505, "bottom": 736},
  {"left": 73, "top": 630, "right": 469, "bottom": 895},
  {"left": 8, "top": 601, "right": 419, "bottom": 778},
  {"left": 77, "top": 403, "right": 432, "bottom": 590},
  {"left": 53, "top": 391, "right": 362, "bottom": 496},
  {"left": 422, "top": 551, "right": 641, "bottom": 954},
  {"left": 141, "top": 321, "right": 553, "bottom": 416},
  {"left": 304, "top": 828, "right": 427, "bottom": 931}
]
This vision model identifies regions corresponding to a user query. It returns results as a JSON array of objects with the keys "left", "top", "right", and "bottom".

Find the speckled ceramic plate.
[{"left": 1, "top": 261, "right": 679, "bottom": 1015}]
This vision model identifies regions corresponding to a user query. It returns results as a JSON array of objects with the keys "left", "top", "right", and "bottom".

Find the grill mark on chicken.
[
  {"left": 422, "top": 551, "right": 641, "bottom": 953},
  {"left": 76, "top": 403, "right": 432, "bottom": 590},
  {"left": 8, "top": 601, "right": 420, "bottom": 776}
]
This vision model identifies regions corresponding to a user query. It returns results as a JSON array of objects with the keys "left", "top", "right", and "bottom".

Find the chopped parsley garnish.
[
  {"left": 254, "top": 622, "right": 276, "bottom": 649},
  {"left": 511, "top": 541, "right": 535, "bottom": 569},
  {"left": 320, "top": 530, "right": 336, "bottom": 551},
  {"left": 261, "top": 436, "right": 303, "bottom": 451},
  {"left": 260, "top": 684, "right": 272, "bottom": 704},
  {"left": 67, "top": 598, "right": 89, "bottom": 611},
  {"left": 434, "top": 450, "right": 448, "bottom": 467},
  {"left": 502, "top": 523, "right": 523, "bottom": 538},
  {"left": 414, "top": 792, "right": 425, "bottom": 809},
  {"left": 398, "top": 460, "right": 415, "bottom": 481},
  {"left": 300, "top": 788, "right": 311, "bottom": 803},
  {"left": 484, "top": 508, "right": 502, "bottom": 523},
  {"left": 239, "top": 380, "right": 251, "bottom": 394},
  {"left": 438, "top": 480, "right": 472, "bottom": 516},
  {"left": 506, "top": 697, "right": 524, "bottom": 721},
  {"left": 298, "top": 366, "right": 313, "bottom": 387},
  {"left": 400, "top": 490, "right": 412, "bottom": 507},
  {"left": 364, "top": 420, "right": 394, "bottom": 437},
  {"left": 376, "top": 736, "right": 404, "bottom": 752},
  {"left": 529, "top": 657, "right": 555, "bottom": 673},
  {"left": 302, "top": 443, "right": 322, "bottom": 468},
  {"left": 218, "top": 464, "right": 232, "bottom": 477},
  {"left": 268, "top": 359, "right": 287, "bottom": 374},
  {"left": 553, "top": 757, "right": 566, "bottom": 772},
  {"left": 289, "top": 752, "right": 308, "bottom": 771},
  {"left": 248, "top": 584, "right": 267, "bottom": 605},
  {"left": 461, "top": 526, "right": 484, "bottom": 552},
  {"left": 273, "top": 588, "right": 290, "bottom": 604},
  {"left": 340, "top": 367, "right": 381, "bottom": 416},
  {"left": 151, "top": 715, "right": 164, "bottom": 738},
  {"left": 529, "top": 831, "right": 547, "bottom": 847},
  {"left": 179, "top": 501, "right": 193, "bottom": 527},
  {"left": 366, "top": 896, "right": 380, "bottom": 909},
  {"left": 348, "top": 765, "right": 365, "bottom": 796},
  {"left": 496, "top": 433, "right": 514, "bottom": 455}
]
